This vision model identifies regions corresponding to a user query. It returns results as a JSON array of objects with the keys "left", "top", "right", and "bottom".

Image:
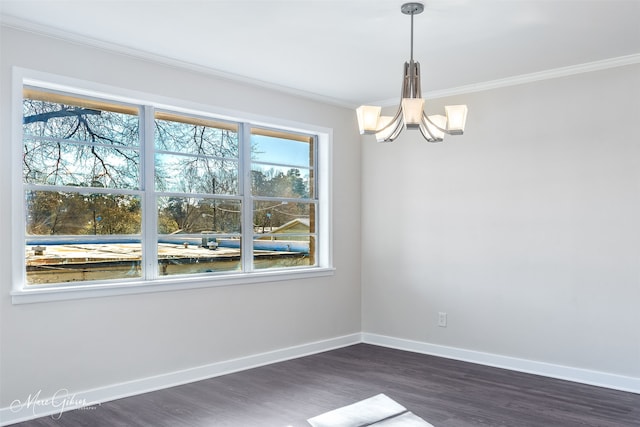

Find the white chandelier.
[{"left": 356, "top": 2, "right": 468, "bottom": 143}]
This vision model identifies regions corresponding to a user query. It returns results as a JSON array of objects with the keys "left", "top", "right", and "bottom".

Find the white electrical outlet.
[{"left": 437, "top": 312, "right": 447, "bottom": 327}]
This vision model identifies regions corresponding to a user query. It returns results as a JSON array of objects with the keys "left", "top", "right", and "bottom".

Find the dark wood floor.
[{"left": 10, "top": 344, "right": 640, "bottom": 426}]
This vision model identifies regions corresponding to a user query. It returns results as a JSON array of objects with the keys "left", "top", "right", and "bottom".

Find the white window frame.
[{"left": 11, "top": 67, "right": 334, "bottom": 304}]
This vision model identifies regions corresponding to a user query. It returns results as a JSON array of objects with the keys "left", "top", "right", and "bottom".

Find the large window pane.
[
  {"left": 157, "top": 196, "right": 241, "bottom": 234},
  {"left": 253, "top": 201, "right": 316, "bottom": 270},
  {"left": 155, "top": 113, "right": 238, "bottom": 156},
  {"left": 25, "top": 190, "right": 142, "bottom": 285},
  {"left": 157, "top": 195, "right": 243, "bottom": 277},
  {"left": 23, "top": 89, "right": 140, "bottom": 189},
  {"left": 158, "top": 239, "right": 242, "bottom": 276},
  {"left": 253, "top": 201, "right": 315, "bottom": 234},
  {"left": 251, "top": 165, "right": 311, "bottom": 199},
  {"left": 250, "top": 128, "right": 317, "bottom": 272},
  {"left": 253, "top": 236, "right": 313, "bottom": 270},
  {"left": 155, "top": 113, "right": 239, "bottom": 196},
  {"left": 251, "top": 133, "right": 311, "bottom": 167},
  {"left": 26, "top": 191, "right": 141, "bottom": 236},
  {"left": 24, "top": 138, "right": 140, "bottom": 189},
  {"left": 26, "top": 242, "right": 142, "bottom": 285},
  {"left": 155, "top": 153, "right": 238, "bottom": 194},
  {"left": 23, "top": 90, "right": 139, "bottom": 145},
  {"left": 251, "top": 130, "right": 314, "bottom": 199}
]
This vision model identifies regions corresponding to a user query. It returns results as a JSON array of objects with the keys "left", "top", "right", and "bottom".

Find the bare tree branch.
[{"left": 23, "top": 108, "right": 101, "bottom": 124}]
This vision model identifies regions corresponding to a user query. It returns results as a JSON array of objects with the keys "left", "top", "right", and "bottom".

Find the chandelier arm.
[
  {"left": 379, "top": 120, "right": 402, "bottom": 142},
  {"left": 417, "top": 124, "right": 436, "bottom": 142},
  {"left": 423, "top": 113, "right": 450, "bottom": 134},
  {"left": 419, "top": 120, "right": 436, "bottom": 141},
  {"left": 419, "top": 121, "right": 442, "bottom": 142},
  {"left": 376, "top": 106, "right": 403, "bottom": 134},
  {"left": 385, "top": 117, "right": 405, "bottom": 142}
]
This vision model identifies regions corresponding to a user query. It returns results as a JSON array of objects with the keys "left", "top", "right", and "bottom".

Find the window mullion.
[
  {"left": 312, "top": 134, "right": 319, "bottom": 266},
  {"left": 142, "top": 105, "right": 158, "bottom": 280},
  {"left": 240, "top": 123, "right": 253, "bottom": 273}
]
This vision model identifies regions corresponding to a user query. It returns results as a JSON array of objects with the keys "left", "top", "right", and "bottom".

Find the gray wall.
[
  {"left": 362, "top": 64, "right": 640, "bottom": 378},
  {"left": 2, "top": 22, "right": 639, "bottom": 413},
  {"left": 0, "top": 26, "right": 362, "bottom": 407}
]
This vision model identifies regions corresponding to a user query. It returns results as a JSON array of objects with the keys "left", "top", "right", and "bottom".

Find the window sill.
[{"left": 11, "top": 267, "right": 336, "bottom": 304}]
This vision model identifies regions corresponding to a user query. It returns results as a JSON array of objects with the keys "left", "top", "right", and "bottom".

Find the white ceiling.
[{"left": 1, "top": 0, "right": 639, "bottom": 107}]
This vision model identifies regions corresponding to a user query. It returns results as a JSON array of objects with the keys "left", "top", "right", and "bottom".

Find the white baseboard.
[
  {"left": 362, "top": 333, "right": 640, "bottom": 394},
  {"left": 0, "top": 333, "right": 361, "bottom": 426},
  {"left": 3, "top": 332, "right": 637, "bottom": 425}
]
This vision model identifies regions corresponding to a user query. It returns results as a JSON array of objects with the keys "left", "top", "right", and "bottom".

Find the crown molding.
[
  {"left": 3, "top": 14, "right": 639, "bottom": 109},
  {"left": 372, "top": 53, "right": 640, "bottom": 106},
  {"left": 0, "top": 15, "right": 355, "bottom": 109}
]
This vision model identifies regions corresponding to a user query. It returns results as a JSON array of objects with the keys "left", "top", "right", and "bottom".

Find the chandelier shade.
[
  {"left": 356, "top": 105, "right": 382, "bottom": 135},
  {"left": 356, "top": 2, "right": 468, "bottom": 143}
]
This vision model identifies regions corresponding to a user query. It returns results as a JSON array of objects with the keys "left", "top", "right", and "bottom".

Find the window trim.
[{"left": 11, "top": 67, "right": 334, "bottom": 304}]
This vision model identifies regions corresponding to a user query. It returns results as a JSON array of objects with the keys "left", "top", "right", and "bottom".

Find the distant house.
[{"left": 256, "top": 218, "right": 310, "bottom": 241}]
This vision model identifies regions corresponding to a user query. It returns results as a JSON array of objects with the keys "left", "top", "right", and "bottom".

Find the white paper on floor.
[{"left": 307, "top": 393, "right": 434, "bottom": 427}]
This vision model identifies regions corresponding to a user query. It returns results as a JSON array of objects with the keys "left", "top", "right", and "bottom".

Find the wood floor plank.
[{"left": 9, "top": 344, "right": 640, "bottom": 426}]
